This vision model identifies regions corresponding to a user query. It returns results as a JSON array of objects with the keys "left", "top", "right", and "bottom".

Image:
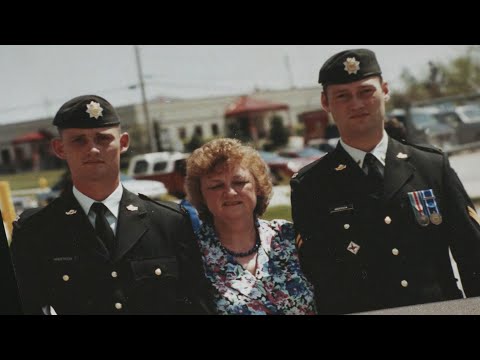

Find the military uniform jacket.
[
  {"left": 11, "top": 188, "right": 215, "bottom": 315},
  {"left": 291, "top": 137, "right": 480, "bottom": 314}
]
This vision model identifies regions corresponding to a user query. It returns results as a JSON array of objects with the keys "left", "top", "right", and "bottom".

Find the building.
[{"left": 0, "top": 86, "right": 324, "bottom": 173}]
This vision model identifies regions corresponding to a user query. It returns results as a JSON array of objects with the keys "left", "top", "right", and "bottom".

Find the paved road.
[{"left": 450, "top": 150, "right": 480, "bottom": 201}]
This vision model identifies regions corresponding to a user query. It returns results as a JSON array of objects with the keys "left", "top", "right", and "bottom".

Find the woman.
[{"left": 186, "top": 138, "right": 316, "bottom": 315}]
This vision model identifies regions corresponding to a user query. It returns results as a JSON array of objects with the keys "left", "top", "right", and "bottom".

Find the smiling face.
[
  {"left": 200, "top": 162, "right": 258, "bottom": 224},
  {"left": 52, "top": 126, "right": 129, "bottom": 186},
  {"left": 322, "top": 76, "right": 389, "bottom": 144}
]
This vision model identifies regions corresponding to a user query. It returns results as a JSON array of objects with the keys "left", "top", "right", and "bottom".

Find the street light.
[{"left": 133, "top": 45, "right": 155, "bottom": 153}]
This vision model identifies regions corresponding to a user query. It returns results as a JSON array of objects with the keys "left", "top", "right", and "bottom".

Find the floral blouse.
[{"left": 195, "top": 219, "right": 316, "bottom": 315}]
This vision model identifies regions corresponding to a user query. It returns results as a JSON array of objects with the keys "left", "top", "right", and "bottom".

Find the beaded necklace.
[{"left": 221, "top": 233, "right": 261, "bottom": 258}]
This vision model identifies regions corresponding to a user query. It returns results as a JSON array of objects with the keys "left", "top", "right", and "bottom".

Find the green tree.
[
  {"left": 392, "top": 46, "right": 480, "bottom": 108},
  {"left": 269, "top": 116, "right": 289, "bottom": 148},
  {"left": 226, "top": 117, "right": 251, "bottom": 143},
  {"left": 184, "top": 133, "right": 204, "bottom": 153}
]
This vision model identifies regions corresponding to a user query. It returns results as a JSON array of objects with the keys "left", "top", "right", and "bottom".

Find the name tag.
[
  {"left": 51, "top": 256, "right": 76, "bottom": 262},
  {"left": 329, "top": 204, "right": 354, "bottom": 214}
]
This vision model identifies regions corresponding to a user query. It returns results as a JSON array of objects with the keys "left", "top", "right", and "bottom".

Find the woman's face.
[{"left": 200, "top": 162, "right": 258, "bottom": 223}]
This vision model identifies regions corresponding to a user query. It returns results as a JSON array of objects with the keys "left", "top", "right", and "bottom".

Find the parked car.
[
  {"left": 436, "top": 105, "right": 480, "bottom": 144},
  {"left": 127, "top": 152, "right": 189, "bottom": 198},
  {"left": 388, "top": 107, "right": 457, "bottom": 150},
  {"left": 278, "top": 147, "right": 326, "bottom": 175},
  {"left": 258, "top": 151, "right": 292, "bottom": 184},
  {"left": 37, "top": 173, "right": 168, "bottom": 206}
]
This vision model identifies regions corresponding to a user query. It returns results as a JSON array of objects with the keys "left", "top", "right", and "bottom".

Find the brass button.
[
  {"left": 62, "top": 275, "right": 69, "bottom": 282},
  {"left": 384, "top": 216, "right": 392, "bottom": 225},
  {"left": 111, "top": 271, "right": 118, "bottom": 278},
  {"left": 401, "top": 280, "right": 409, "bottom": 288},
  {"left": 344, "top": 224, "right": 350, "bottom": 230},
  {"left": 392, "top": 248, "right": 399, "bottom": 256},
  {"left": 115, "top": 302, "right": 123, "bottom": 310},
  {"left": 154, "top": 268, "right": 162, "bottom": 276}
]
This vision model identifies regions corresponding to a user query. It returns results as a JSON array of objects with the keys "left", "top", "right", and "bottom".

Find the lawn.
[
  {"left": 1, "top": 169, "right": 65, "bottom": 191},
  {"left": 263, "top": 205, "right": 292, "bottom": 222}
]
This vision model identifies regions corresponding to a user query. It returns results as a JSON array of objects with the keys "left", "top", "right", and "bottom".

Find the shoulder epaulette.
[
  {"left": 13, "top": 207, "right": 43, "bottom": 228},
  {"left": 291, "top": 153, "right": 328, "bottom": 180},
  {"left": 138, "top": 193, "right": 186, "bottom": 215}
]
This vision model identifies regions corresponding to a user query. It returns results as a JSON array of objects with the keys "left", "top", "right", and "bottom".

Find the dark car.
[
  {"left": 436, "top": 105, "right": 480, "bottom": 144},
  {"left": 389, "top": 107, "right": 457, "bottom": 150}
]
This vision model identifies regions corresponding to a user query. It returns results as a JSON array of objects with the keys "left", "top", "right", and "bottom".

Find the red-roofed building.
[{"left": 224, "top": 96, "right": 290, "bottom": 146}]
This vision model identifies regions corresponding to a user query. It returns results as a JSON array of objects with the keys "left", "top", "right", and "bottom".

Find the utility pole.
[
  {"left": 134, "top": 45, "right": 155, "bottom": 153},
  {"left": 284, "top": 54, "right": 295, "bottom": 89}
]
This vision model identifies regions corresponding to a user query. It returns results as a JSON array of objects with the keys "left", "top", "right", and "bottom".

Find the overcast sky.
[{"left": 0, "top": 45, "right": 471, "bottom": 125}]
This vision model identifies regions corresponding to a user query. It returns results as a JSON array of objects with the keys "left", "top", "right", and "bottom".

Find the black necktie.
[
  {"left": 91, "top": 202, "right": 115, "bottom": 255},
  {"left": 363, "top": 153, "right": 384, "bottom": 191}
]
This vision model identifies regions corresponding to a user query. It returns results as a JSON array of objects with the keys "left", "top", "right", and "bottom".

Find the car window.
[
  {"left": 462, "top": 107, "right": 480, "bottom": 123},
  {"left": 411, "top": 113, "right": 440, "bottom": 130},
  {"left": 133, "top": 160, "right": 148, "bottom": 174},
  {"left": 438, "top": 113, "right": 461, "bottom": 128},
  {"left": 153, "top": 161, "right": 168, "bottom": 172}
]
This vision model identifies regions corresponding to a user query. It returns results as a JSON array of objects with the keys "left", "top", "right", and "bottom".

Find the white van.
[{"left": 127, "top": 152, "right": 189, "bottom": 198}]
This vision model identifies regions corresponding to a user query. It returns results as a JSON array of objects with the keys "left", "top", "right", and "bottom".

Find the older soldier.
[
  {"left": 291, "top": 49, "right": 480, "bottom": 314},
  {"left": 11, "top": 95, "right": 214, "bottom": 314}
]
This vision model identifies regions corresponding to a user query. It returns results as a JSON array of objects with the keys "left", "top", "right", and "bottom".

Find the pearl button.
[
  {"left": 115, "top": 302, "right": 123, "bottom": 310},
  {"left": 401, "top": 280, "right": 409, "bottom": 288},
  {"left": 154, "top": 268, "right": 162, "bottom": 276},
  {"left": 384, "top": 216, "right": 392, "bottom": 225},
  {"left": 62, "top": 275, "right": 69, "bottom": 282},
  {"left": 111, "top": 271, "right": 118, "bottom": 278},
  {"left": 392, "top": 248, "right": 399, "bottom": 256},
  {"left": 344, "top": 224, "right": 350, "bottom": 230}
]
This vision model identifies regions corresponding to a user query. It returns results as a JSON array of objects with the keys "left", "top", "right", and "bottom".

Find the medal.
[
  {"left": 420, "top": 189, "right": 443, "bottom": 226},
  {"left": 408, "top": 191, "right": 430, "bottom": 227},
  {"left": 430, "top": 213, "right": 443, "bottom": 225},
  {"left": 418, "top": 214, "right": 430, "bottom": 226}
]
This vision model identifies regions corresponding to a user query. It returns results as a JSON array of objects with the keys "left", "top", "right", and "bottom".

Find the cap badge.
[
  {"left": 126, "top": 204, "right": 138, "bottom": 211},
  {"left": 85, "top": 101, "right": 104, "bottom": 119},
  {"left": 343, "top": 57, "right": 360, "bottom": 75}
]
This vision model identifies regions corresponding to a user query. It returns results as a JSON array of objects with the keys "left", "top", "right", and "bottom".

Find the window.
[
  {"left": 133, "top": 160, "right": 148, "bottom": 174},
  {"left": 194, "top": 126, "right": 203, "bottom": 137},
  {"left": 211, "top": 123, "right": 219, "bottom": 136},
  {"left": 178, "top": 127, "right": 186, "bottom": 140},
  {"left": 153, "top": 161, "right": 168, "bottom": 172}
]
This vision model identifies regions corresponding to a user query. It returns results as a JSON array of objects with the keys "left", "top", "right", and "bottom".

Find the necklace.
[{"left": 221, "top": 233, "right": 261, "bottom": 258}]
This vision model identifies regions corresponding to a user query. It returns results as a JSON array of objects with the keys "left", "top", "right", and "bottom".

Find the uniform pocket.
[{"left": 130, "top": 257, "right": 179, "bottom": 281}]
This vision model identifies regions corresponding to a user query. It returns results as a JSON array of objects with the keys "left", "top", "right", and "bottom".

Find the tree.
[
  {"left": 269, "top": 116, "right": 289, "bottom": 148},
  {"left": 184, "top": 132, "right": 204, "bottom": 153},
  {"left": 391, "top": 46, "right": 480, "bottom": 108}
]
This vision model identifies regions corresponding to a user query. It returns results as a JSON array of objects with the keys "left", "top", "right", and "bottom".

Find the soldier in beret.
[
  {"left": 290, "top": 49, "right": 480, "bottom": 314},
  {"left": 10, "top": 95, "right": 215, "bottom": 314}
]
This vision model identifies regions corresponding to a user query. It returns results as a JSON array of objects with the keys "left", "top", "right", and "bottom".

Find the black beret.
[
  {"left": 53, "top": 95, "right": 120, "bottom": 129},
  {"left": 318, "top": 49, "right": 382, "bottom": 86}
]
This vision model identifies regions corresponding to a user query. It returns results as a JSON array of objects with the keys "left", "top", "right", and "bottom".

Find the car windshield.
[
  {"left": 411, "top": 112, "right": 441, "bottom": 130},
  {"left": 461, "top": 106, "right": 480, "bottom": 123}
]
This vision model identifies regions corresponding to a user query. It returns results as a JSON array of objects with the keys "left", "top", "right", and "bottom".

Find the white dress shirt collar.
[
  {"left": 340, "top": 130, "right": 389, "bottom": 168},
  {"left": 72, "top": 183, "right": 123, "bottom": 219}
]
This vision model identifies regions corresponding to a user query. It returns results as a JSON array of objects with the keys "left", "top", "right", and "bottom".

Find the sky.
[{"left": 0, "top": 45, "right": 472, "bottom": 125}]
